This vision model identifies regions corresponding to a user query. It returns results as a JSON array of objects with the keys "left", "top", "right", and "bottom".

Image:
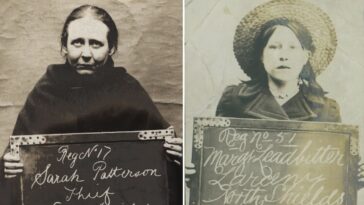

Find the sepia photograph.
[
  {"left": 185, "top": 0, "right": 364, "bottom": 204},
  {"left": 0, "top": 0, "right": 182, "bottom": 204}
]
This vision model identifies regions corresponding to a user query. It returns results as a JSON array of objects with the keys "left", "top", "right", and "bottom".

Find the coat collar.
[{"left": 237, "top": 84, "right": 319, "bottom": 120}]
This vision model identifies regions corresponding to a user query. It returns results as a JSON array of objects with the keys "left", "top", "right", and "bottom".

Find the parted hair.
[
  {"left": 60, "top": 5, "right": 118, "bottom": 53},
  {"left": 249, "top": 19, "right": 325, "bottom": 96}
]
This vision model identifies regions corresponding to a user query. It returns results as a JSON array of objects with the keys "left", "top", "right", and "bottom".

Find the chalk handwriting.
[
  {"left": 57, "top": 145, "right": 111, "bottom": 168},
  {"left": 64, "top": 186, "right": 114, "bottom": 205},
  {"left": 199, "top": 128, "right": 347, "bottom": 205},
  {"left": 31, "top": 164, "right": 84, "bottom": 189},
  {"left": 28, "top": 143, "right": 164, "bottom": 204},
  {"left": 93, "top": 161, "right": 162, "bottom": 180}
]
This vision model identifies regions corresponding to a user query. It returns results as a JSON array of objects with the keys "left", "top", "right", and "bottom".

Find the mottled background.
[
  {"left": 186, "top": 0, "right": 364, "bottom": 203},
  {"left": 0, "top": 0, "right": 182, "bottom": 153}
]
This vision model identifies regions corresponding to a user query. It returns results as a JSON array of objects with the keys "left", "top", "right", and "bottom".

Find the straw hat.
[{"left": 233, "top": 0, "right": 337, "bottom": 76}]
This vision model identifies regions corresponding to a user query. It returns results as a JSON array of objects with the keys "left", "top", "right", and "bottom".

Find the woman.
[
  {"left": 187, "top": 0, "right": 364, "bottom": 189},
  {"left": 216, "top": 18, "right": 340, "bottom": 122},
  {"left": 2, "top": 4, "right": 182, "bottom": 204}
]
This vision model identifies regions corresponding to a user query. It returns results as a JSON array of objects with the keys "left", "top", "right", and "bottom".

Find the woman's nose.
[
  {"left": 279, "top": 56, "right": 288, "bottom": 61},
  {"left": 278, "top": 50, "right": 289, "bottom": 61},
  {"left": 81, "top": 46, "right": 92, "bottom": 61}
]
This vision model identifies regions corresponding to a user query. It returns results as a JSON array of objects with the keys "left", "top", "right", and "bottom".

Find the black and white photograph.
[{"left": 0, "top": 0, "right": 182, "bottom": 204}]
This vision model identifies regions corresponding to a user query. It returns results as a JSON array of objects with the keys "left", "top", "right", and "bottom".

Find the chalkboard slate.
[
  {"left": 10, "top": 128, "right": 174, "bottom": 205},
  {"left": 190, "top": 117, "right": 358, "bottom": 205}
]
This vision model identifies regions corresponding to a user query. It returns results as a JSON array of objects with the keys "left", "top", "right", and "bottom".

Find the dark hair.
[
  {"left": 61, "top": 5, "right": 118, "bottom": 52},
  {"left": 250, "top": 18, "right": 324, "bottom": 96}
]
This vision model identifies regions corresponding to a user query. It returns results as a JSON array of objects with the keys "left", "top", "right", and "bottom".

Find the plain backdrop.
[
  {"left": 0, "top": 0, "right": 182, "bottom": 153},
  {"left": 185, "top": 0, "right": 364, "bottom": 203}
]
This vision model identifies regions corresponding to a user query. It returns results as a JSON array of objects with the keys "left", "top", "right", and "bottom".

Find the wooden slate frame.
[
  {"left": 9, "top": 128, "right": 174, "bottom": 205},
  {"left": 190, "top": 117, "right": 358, "bottom": 205}
]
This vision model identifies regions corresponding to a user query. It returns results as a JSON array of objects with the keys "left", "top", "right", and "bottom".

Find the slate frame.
[
  {"left": 9, "top": 128, "right": 175, "bottom": 205},
  {"left": 190, "top": 117, "right": 358, "bottom": 205}
]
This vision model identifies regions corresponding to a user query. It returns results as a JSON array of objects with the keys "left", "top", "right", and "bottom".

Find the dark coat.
[
  {"left": 216, "top": 81, "right": 341, "bottom": 122},
  {"left": 1, "top": 60, "right": 181, "bottom": 205}
]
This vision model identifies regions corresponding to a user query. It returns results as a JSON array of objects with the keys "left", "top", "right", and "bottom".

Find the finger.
[
  {"left": 5, "top": 174, "right": 17, "bottom": 179},
  {"left": 4, "top": 168, "right": 23, "bottom": 174},
  {"left": 166, "top": 150, "right": 182, "bottom": 158},
  {"left": 4, "top": 153, "right": 20, "bottom": 162},
  {"left": 164, "top": 143, "right": 182, "bottom": 152},
  {"left": 185, "top": 163, "right": 195, "bottom": 169},
  {"left": 165, "top": 137, "right": 183, "bottom": 144},
  {"left": 174, "top": 160, "right": 181, "bottom": 166},
  {"left": 4, "top": 162, "right": 24, "bottom": 169},
  {"left": 185, "top": 168, "right": 196, "bottom": 175}
]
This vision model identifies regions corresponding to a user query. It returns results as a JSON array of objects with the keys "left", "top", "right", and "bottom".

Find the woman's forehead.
[
  {"left": 268, "top": 26, "right": 300, "bottom": 44},
  {"left": 67, "top": 17, "right": 109, "bottom": 41}
]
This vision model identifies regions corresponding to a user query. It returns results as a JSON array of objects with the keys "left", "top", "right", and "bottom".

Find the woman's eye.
[
  {"left": 72, "top": 41, "right": 83, "bottom": 47},
  {"left": 91, "top": 44, "right": 101, "bottom": 48},
  {"left": 289, "top": 45, "right": 296, "bottom": 49},
  {"left": 268, "top": 45, "right": 278, "bottom": 49},
  {"left": 90, "top": 41, "right": 103, "bottom": 48}
]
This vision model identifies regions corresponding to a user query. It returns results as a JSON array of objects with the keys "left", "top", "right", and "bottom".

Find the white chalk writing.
[
  {"left": 28, "top": 143, "right": 163, "bottom": 204},
  {"left": 93, "top": 161, "right": 162, "bottom": 180},
  {"left": 200, "top": 128, "right": 346, "bottom": 205},
  {"left": 31, "top": 164, "right": 84, "bottom": 189},
  {"left": 57, "top": 145, "right": 111, "bottom": 168},
  {"left": 64, "top": 186, "right": 114, "bottom": 205}
]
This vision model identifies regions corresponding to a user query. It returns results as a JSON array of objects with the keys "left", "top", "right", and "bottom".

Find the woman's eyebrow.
[
  {"left": 89, "top": 39, "right": 104, "bottom": 45},
  {"left": 70, "top": 38, "right": 84, "bottom": 43}
]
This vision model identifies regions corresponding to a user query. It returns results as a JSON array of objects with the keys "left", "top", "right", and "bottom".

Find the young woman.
[
  {"left": 2, "top": 4, "right": 182, "bottom": 204},
  {"left": 186, "top": 0, "right": 364, "bottom": 191},
  {"left": 216, "top": 18, "right": 340, "bottom": 122}
]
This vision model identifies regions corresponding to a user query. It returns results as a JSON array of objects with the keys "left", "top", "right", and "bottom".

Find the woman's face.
[
  {"left": 64, "top": 17, "right": 113, "bottom": 75},
  {"left": 262, "top": 26, "right": 309, "bottom": 83}
]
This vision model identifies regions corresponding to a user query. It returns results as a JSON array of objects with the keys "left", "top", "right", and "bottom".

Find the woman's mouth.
[
  {"left": 77, "top": 64, "right": 94, "bottom": 69},
  {"left": 75, "top": 65, "right": 96, "bottom": 74},
  {"left": 277, "top": 65, "right": 290, "bottom": 69}
]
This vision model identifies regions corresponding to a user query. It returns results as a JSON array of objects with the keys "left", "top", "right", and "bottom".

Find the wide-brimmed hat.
[{"left": 233, "top": 0, "right": 337, "bottom": 76}]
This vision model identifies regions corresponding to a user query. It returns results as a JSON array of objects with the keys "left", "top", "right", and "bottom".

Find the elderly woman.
[{"left": 2, "top": 4, "right": 182, "bottom": 204}]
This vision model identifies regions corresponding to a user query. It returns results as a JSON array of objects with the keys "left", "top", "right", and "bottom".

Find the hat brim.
[{"left": 233, "top": 0, "right": 337, "bottom": 76}]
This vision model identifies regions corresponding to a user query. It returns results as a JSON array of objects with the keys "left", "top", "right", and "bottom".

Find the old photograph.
[
  {"left": 185, "top": 0, "right": 364, "bottom": 204},
  {"left": 0, "top": 0, "right": 182, "bottom": 204}
]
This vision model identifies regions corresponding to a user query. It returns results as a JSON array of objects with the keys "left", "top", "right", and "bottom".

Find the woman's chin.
[
  {"left": 76, "top": 69, "right": 95, "bottom": 75},
  {"left": 269, "top": 75, "right": 298, "bottom": 84}
]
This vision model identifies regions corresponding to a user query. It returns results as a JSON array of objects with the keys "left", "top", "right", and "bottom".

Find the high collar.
[
  {"left": 60, "top": 58, "right": 115, "bottom": 88},
  {"left": 64, "top": 58, "right": 115, "bottom": 74},
  {"left": 237, "top": 84, "right": 320, "bottom": 120}
]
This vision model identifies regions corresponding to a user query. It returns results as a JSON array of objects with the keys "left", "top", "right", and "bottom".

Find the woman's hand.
[
  {"left": 185, "top": 162, "right": 196, "bottom": 188},
  {"left": 3, "top": 152, "right": 23, "bottom": 178},
  {"left": 164, "top": 136, "right": 182, "bottom": 165}
]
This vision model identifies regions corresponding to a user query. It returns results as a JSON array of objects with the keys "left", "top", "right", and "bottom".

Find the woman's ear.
[
  {"left": 109, "top": 46, "right": 116, "bottom": 56},
  {"left": 61, "top": 46, "right": 68, "bottom": 57}
]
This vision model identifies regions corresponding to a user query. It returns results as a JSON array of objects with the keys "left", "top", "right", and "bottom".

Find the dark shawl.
[
  {"left": 13, "top": 60, "right": 169, "bottom": 134},
  {"left": 1, "top": 59, "right": 181, "bottom": 205}
]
